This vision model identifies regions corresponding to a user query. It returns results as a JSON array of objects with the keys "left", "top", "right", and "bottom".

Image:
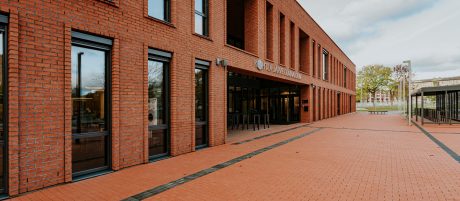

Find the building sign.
[{"left": 255, "top": 59, "right": 302, "bottom": 80}]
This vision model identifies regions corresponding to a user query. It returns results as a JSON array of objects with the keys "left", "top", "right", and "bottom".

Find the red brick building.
[{"left": 0, "top": 0, "right": 355, "bottom": 197}]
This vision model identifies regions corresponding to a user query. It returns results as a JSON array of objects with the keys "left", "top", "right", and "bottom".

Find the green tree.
[{"left": 358, "top": 65, "right": 393, "bottom": 108}]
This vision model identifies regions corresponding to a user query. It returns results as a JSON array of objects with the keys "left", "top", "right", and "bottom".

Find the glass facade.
[
  {"left": 148, "top": 0, "right": 170, "bottom": 22},
  {"left": 71, "top": 40, "right": 110, "bottom": 176},
  {"left": 195, "top": 67, "right": 208, "bottom": 148},
  {"left": 148, "top": 59, "right": 169, "bottom": 158},
  {"left": 227, "top": 72, "right": 300, "bottom": 124}
]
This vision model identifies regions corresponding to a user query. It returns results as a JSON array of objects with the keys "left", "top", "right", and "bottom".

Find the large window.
[
  {"left": 322, "top": 50, "right": 329, "bottom": 81},
  {"left": 71, "top": 31, "right": 112, "bottom": 178},
  {"left": 0, "top": 15, "right": 7, "bottom": 194},
  {"left": 344, "top": 66, "right": 347, "bottom": 88},
  {"left": 226, "top": 0, "right": 258, "bottom": 53},
  {"left": 195, "top": 0, "right": 208, "bottom": 36},
  {"left": 299, "top": 29, "right": 309, "bottom": 73},
  {"left": 279, "top": 13, "right": 286, "bottom": 65},
  {"left": 195, "top": 61, "right": 208, "bottom": 148},
  {"left": 148, "top": 0, "right": 170, "bottom": 22},
  {"left": 266, "top": 2, "right": 274, "bottom": 60},
  {"left": 148, "top": 49, "right": 170, "bottom": 159}
]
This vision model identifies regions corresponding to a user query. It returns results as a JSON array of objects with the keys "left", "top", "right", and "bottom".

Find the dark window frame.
[
  {"left": 344, "top": 66, "right": 347, "bottom": 88},
  {"left": 147, "top": 50, "right": 171, "bottom": 160},
  {"left": 194, "top": 0, "right": 209, "bottom": 36},
  {"left": 148, "top": 0, "right": 171, "bottom": 22},
  {"left": 0, "top": 14, "right": 8, "bottom": 195},
  {"left": 71, "top": 32, "right": 112, "bottom": 178},
  {"left": 195, "top": 61, "right": 209, "bottom": 149}
]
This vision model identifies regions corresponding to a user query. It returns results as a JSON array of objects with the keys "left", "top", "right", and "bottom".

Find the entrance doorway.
[{"left": 227, "top": 72, "right": 300, "bottom": 125}]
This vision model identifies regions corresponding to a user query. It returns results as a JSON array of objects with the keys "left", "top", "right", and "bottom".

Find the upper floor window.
[
  {"left": 195, "top": 0, "right": 208, "bottom": 36},
  {"left": 322, "top": 50, "right": 329, "bottom": 80},
  {"left": 148, "top": 0, "right": 170, "bottom": 22},
  {"left": 344, "top": 66, "right": 347, "bottom": 88}
]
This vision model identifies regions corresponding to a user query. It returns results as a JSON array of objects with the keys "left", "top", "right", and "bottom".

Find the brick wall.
[{"left": 0, "top": 0, "right": 356, "bottom": 196}]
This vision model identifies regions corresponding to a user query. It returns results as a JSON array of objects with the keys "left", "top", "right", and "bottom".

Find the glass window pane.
[
  {"left": 149, "top": 129, "right": 167, "bottom": 156},
  {"left": 195, "top": 69, "right": 205, "bottom": 121},
  {"left": 71, "top": 46, "right": 107, "bottom": 134},
  {"left": 148, "top": 60, "right": 165, "bottom": 126},
  {"left": 195, "top": 14, "right": 204, "bottom": 35},
  {"left": 0, "top": 33, "right": 3, "bottom": 140},
  {"left": 195, "top": 0, "right": 203, "bottom": 13},
  {"left": 195, "top": 125, "right": 206, "bottom": 146},
  {"left": 0, "top": 142, "right": 3, "bottom": 189},
  {"left": 0, "top": 32, "right": 3, "bottom": 191},
  {"left": 149, "top": 0, "right": 166, "bottom": 21},
  {"left": 72, "top": 136, "right": 107, "bottom": 173}
]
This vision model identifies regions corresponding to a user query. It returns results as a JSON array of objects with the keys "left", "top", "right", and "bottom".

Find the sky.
[{"left": 298, "top": 0, "right": 460, "bottom": 80}]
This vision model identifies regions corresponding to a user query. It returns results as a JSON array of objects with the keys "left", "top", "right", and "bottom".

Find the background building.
[{"left": 0, "top": 0, "right": 355, "bottom": 196}]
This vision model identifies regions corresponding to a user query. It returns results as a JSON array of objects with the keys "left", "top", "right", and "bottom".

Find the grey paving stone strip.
[
  {"left": 122, "top": 128, "right": 323, "bottom": 201},
  {"left": 308, "top": 126, "right": 421, "bottom": 133},
  {"left": 412, "top": 120, "right": 460, "bottom": 163},
  {"left": 232, "top": 124, "right": 309, "bottom": 145}
]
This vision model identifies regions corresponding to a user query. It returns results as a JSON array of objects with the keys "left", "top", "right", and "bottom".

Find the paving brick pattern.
[
  {"left": 11, "top": 113, "right": 460, "bottom": 201},
  {"left": 416, "top": 122, "right": 460, "bottom": 154}
]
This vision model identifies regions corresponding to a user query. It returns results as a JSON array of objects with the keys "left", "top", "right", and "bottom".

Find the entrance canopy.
[{"left": 411, "top": 84, "right": 460, "bottom": 125}]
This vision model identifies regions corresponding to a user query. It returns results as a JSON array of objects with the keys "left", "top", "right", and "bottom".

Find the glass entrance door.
[
  {"left": 281, "top": 96, "right": 289, "bottom": 122},
  {"left": 71, "top": 42, "right": 111, "bottom": 177}
]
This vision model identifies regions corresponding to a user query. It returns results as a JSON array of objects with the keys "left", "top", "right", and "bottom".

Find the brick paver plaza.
[{"left": 12, "top": 113, "right": 460, "bottom": 201}]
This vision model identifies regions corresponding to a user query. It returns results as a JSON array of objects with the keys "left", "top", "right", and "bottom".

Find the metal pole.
[
  {"left": 403, "top": 77, "right": 406, "bottom": 116},
  {"left": 404, "top": 60, "right": 412, "bottom": 126}
]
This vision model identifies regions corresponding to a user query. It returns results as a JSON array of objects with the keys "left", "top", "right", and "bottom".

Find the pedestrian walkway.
[
  {"left": 11, "top": 113, "right": 460, "bottom": 201},
  {"left": 412, "top": 118, "right": 460, "bottom": 159}
]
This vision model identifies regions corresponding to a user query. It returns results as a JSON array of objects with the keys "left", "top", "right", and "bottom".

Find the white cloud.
[{"left": 298, "top": 0, "right": 460, "bottom": 80}]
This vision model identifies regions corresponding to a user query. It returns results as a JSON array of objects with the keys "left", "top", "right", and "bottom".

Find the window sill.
[
  {"left": 193, "top": 33, "right": 213, "bottom": 42},
  {"left": 145, "top": 16, "right": 176, "bottom": 28},
  {"left": 224, "top": 44, "right": 258, "bottom": 58},
  {"left": 97, "top": 0, "right": 119, "bottom": 7}
]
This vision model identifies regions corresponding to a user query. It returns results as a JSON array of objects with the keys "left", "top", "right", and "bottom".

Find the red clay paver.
[
  {"left": 413, "top": 118, "right": 460, "bottom": 154},
  {"left": 11, "top": 113, "right": 460, "bottom": 201}
]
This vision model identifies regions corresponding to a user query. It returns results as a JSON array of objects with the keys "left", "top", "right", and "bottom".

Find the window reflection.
[
  {"left": 148, "top": 60, "right": 164, "bottom": 126},
  {"left": 195, "top": 14, "right": 204, "bottom": 35},
  {"left": 195, "top": 69, "right": 206, "bottom": 122},
  {"left": 0, "top": 31, "right": 4, "bottom": 192},
  {"left": 71, "top": 46, "right": 106, "bottom": 134},
  {"left": 148, "top": 59, "right": 168, "bottom": 158},
  {"left": 194, "top": 0, "right": 208, "bottom": 36},
  {"left": 71, "top": 44, "right": 109, "bottom": 175},
  {"left": 0, "top": 33, "right": 3, "bottom": 140},
  {"left": 195, "top": 68, "right": 207, "bottom": 147},
  {"left": 149, "top": 0, "right": 169, "bottom": 21}
]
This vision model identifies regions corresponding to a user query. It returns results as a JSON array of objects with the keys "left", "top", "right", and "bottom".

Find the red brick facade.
[{"left": 0, "top": 0, "right": 356, "bottom": 196}]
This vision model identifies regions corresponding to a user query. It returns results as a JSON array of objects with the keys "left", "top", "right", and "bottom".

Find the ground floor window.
[
  {"left": 71, "top": 31, "right": 112, "bottom": 178},
  {"left": 195, "top": 61, "right": 209, "bottom": 148},
  {"left": 0, "top": 15, "right": 7, "bottom": 193},
  {"left": 148, "top": 49, "right": 171, "bottom": 159}
]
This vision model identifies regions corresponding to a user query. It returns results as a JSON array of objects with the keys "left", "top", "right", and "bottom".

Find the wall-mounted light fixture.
[{"left": 216, "top": 58, "right": 228, "bottom": 68}]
